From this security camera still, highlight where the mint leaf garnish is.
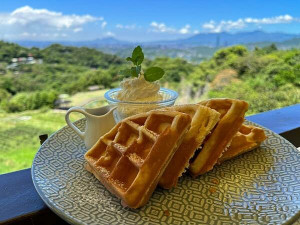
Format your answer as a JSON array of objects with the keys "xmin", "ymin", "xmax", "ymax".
[
  {"xmin": 119, "ymin": 46, "xmax": 165, "ymax": 82},
  {"xmin": 131, "ymin": 46, "xmax": 144, "ymax": 65},
  {"xmin": 144, "ymin": 67, "xmax": 165, "ymax": 82}
]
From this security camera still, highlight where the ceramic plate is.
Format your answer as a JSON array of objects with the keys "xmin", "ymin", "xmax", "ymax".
[{"xmin": 32, "ymin": 119, "xmax": 300, "ymax": 225}]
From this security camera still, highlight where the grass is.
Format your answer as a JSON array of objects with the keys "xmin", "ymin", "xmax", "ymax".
[
  {"xmin": 0, "ymin": 90, "xmax": 109, "ymax": 174},
  {"xmin": 67, "ymin": 89, "xmax": 108, "ymax": 106},
  {"xmin": 0, "ymin": 109, "xmax": 85, "ymax": 174}
]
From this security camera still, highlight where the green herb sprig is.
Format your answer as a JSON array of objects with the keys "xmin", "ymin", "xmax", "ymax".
[{"xmin": 119, "ymin": 46, "xmax": 165, "ymax": 82}]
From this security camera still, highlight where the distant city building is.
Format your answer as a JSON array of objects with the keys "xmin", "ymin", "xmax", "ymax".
[{"xmin": 7, "ymin": 53, "xmax": 43, "ymax": 70}]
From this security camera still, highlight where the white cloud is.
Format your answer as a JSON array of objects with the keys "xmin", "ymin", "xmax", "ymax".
[
  {"xmin": 150, "ymin": 22, "xmax": 192, "ymax": 34},
  {"xmin": 21, "ymin": 32, "xmax": 30, "ymax": 37},
  {"xmin": 116, "ymin": 24, "xmax": 136, "ymax": 30},
  {"xmin": 150, "ymin": 22, "xmax": 176, "ymax": 33},
  {"xmin": 0, "ymin": 6, "xmax": 102, "ymax": 28},
  {"xmin": 39, "ymin": 33, "xmax": 67, "ymax": 37},
  {"xmin": 20, "ymin": 32, "xmax": 68, "ymax": 38},
  {"xmin": 53, "ymin": 33, "xmax": 68, "ymax": 37},
  {"xmin": 244, "ymin": 15, "xmax": 293, "ymax": 24},
  {"xmin": 179, "ymin": 24, "xmax": 190, "ymax": 34},
  {"xmin": 20, "ymin": 32, "xmax": 37, "ymax": 37},
  {"xmin": 202, "ymin": 20, "xmax": 215, "ymax": 30},
  {"xmin": 0, "ymin": 5, "xmax": 103, "ymax": 40},
  {"xmin": 73, "ymin": 27, "xmax": 83, "ymax": 33},
  {"xmin": 193, "ymin": 30, "xmax": 200, "ymax": 34},
  {"xmin": 202, "ymin": 14, "xmax": 296, "ymax": 32},
  {"xmin": 202, "ymin": 19, "xmax": 245, "ymax": 32},
  {"xmin": 104, "ymin": 31, "xmax": 115, "ymax": 37},
  {"xmin": 101, "ymin": 21, "xmax": 107, "ymax": 28}
]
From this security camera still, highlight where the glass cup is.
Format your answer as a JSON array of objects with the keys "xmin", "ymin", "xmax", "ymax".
[{"xmin": 104, "ymin": 87, "xmax": 178, "ymax": 122}]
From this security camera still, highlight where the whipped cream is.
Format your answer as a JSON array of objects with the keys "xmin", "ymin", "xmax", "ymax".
[
  {"xmin": 115, "ymin": 74, "xmax": 163, "ymax": 120},
  {"xmin": 117, "ymin": 74, "xmax": 162, "ymax": 102}
]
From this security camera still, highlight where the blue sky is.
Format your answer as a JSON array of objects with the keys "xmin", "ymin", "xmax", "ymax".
[{"xmin": 1, "ymin": 0, "xmax": 300, "ymax": 42}]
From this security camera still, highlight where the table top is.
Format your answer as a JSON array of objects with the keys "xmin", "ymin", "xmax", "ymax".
[{"xmin": 1, "ymin": 104, "xmax": 300, "ymax": 225}]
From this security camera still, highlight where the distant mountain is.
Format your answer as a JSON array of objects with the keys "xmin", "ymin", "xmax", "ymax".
[
  {"xmin": 10, "ymin": 31, "xmax": 300, "ymax": 63},
  {"xmin": 155, "ymin": 31, "xmax": 299, "ymax": 47},
  {"xmin": 74, "ymin": 37, "xmax": 133, "ymax": 48},
  {"xmin": 277, "ymin": 37, "xmax": 300, "ymax": 48},
  {"xmin": 245, "ymin": 37, "xmax": 300, "ymax": 50},
  {"xmin": 16, "ymin": 37, "xmax": 133, "ymax": 49},
  {"xmin": 14, "ymin": 31, "xmax": 299, "ymax": 49}
]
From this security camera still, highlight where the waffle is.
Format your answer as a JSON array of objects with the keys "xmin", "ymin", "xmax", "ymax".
[
  {"xmin": 85, "ymin": 110, "xmax": 191, "ymax": 208},
  {"xmin": 158, "ymin": 104, "xmax": 220, "ymax": 189},
  {"xmin": 189, "ymin": 98, "xmax": 249, "ymax": 177},
  {"xmin": 218, "ymin": 124, "xmax": 267, "ymax": 163}
]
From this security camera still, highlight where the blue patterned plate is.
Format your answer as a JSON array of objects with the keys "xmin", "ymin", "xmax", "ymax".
[{"xmin": 32, "ymin": 120, "xmax": 300, "ymax": 225}]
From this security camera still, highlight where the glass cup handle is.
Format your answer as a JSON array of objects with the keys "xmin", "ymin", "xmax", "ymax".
[{"xmin": 65, "ymin": 106, "xmax": 88, "ymax": 140}]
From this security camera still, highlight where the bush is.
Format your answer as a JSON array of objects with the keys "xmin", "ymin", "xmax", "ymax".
[
  {"xmin": 273, "ymin": 69, "xmax": 296, "ymax": 87},
  {"xmin": 208, "ymin": 79, "xmax": 299, "ymax": 115},
  {"xmin": 213, "ymin": 45, "xmax": 248, "ymax": 66},
  {"xmin": 61, "ymin": 69, "xmax": 114, "ymax": 94},
  {"xmin": 0, "ymin": 89, "xmax": 11, "ymax": 102},
  {"xmin": 146, "ymin": 57, "xmax": 195, "ymax": 84},
  {"xmin": 2, "ymin": 91, "xmax": 58, "ymax": 112}
]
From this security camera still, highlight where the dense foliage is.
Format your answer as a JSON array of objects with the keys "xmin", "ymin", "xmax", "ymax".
[
  {"xmin": 1, "ymin": 90, "xmax": 58, "ymax": 112},
  {"xmin": 0, "ymin": 41, "xmax": 29, "ymax": 63},
  {"xmin": 0, "ymin": 41, "xmax": 127, "ymax": 112},
  {"xmin": 184, "ymin": 45, "xmax": 299, "ymax": 114},
  {"xmin": 0, "ymin": 41, "xmax": 299, "ymax": 114}
]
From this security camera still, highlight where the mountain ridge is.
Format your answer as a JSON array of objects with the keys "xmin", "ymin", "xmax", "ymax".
[{"xmin": 13, "ymin": 30, "xmax": 300, "ymax": 49}]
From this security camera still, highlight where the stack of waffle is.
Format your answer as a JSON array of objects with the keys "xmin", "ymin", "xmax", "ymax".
[{"xmin": 85, "ymin": 98, "xmax": 267, "ymax": 208}]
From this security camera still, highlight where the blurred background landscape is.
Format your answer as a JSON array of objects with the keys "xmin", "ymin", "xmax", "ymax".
[{"xmin": 0, "ymin": 1, "xmax": 299, "ymax": 174}]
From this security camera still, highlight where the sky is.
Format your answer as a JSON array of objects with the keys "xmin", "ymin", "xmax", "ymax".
[{"xmin": 1, "ymin": 0, "xmax": 300, "ymax": 42}]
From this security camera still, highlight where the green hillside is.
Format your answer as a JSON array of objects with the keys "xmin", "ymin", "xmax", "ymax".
[
  {"xmin": 0, "ymin": 41, "xmax": 299, "ymax": 174},
  {"xmin": 1, "ymin": 41, "xmax": 299, "ymax": 114}
]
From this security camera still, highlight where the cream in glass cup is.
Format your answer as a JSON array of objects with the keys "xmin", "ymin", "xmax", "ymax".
[{"xmin": 104, "ymin": 87, "xmax": 178, "ymax": 122}]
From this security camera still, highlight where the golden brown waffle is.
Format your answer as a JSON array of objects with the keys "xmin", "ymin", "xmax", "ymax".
[
  {"xmin": 85, "ymin": 110, "xmax": 191, "ymax": 208},
  {"xmin": 158, "ymin": 104, "xmax": 220, "ymax": 189},
  {"xmin": 218, "ymin": 124, "xmax": 267, "ymax": 163},
  {"xmin": 189, "ymin": 98, "xmax": 248, "ymax": 177}
]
